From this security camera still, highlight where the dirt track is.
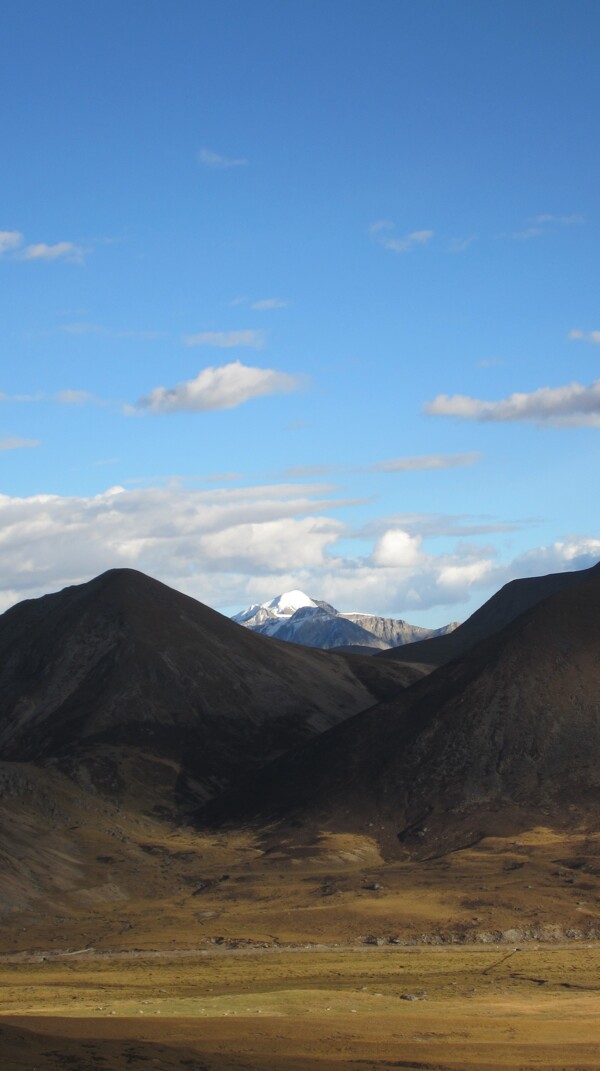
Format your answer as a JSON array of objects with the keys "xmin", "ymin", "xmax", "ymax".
[{"xmin": 3, "ymin": 937, "xmax": 600, "ymax": 964}]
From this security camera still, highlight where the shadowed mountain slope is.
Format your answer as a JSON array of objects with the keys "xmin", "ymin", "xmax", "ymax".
[
  {"xmin": 0, "ymin": 569, "xmax": 420, "ymax": 802},
  {"xmin": 379, "ymin": 561, "xmax": 600, "ymax": 668},
  {"xmin": 202, "ymin": 565, "xmax": 600, "ymax": 853}
]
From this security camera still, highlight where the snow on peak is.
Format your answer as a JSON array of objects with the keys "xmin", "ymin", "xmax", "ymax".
[{"xmin": 264, "ymin": 590, "xmax": 317, "ymax": 617}]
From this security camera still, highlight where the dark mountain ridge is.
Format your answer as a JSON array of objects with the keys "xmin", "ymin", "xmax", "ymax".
[
  {"xmin": 202, "ymin": 563, "xmax": 600, "ymax": 852},
  {"xmin": 379, "ymin": 561, "xmax": 600, "ymax": 667},
  {"xmin": 0, "ymin": 568, "xmax": 420, "ymax": 803}
]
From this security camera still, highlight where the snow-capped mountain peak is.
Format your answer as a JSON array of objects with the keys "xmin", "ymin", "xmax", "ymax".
[
  {"xmin": 232, "ymin": 591, "xmax": 459, "ymax": 652},
  {"xmin": 231, "ymin": 590, "xmax": 320, "ymax": 636},
  {"xmin": 263, "ymin": 590, "xmax": 317, "ymax": 617}
]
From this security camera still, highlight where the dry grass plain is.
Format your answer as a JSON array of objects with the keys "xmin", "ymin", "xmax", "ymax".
[
  {"xmin": 2, "ymin": 820, "xmax": 600, "ymax": 1069},
  {"xmin": 2, "ymin": 945, "xmax": 600, "ymax": 1070}
]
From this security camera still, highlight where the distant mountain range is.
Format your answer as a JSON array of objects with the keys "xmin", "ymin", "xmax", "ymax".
[{"xmin": 232, "ymin": 589, "xmax": 459, "ymax": 652}]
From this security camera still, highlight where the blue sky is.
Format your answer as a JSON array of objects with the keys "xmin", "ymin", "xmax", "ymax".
[{"xmin": 1, "ymin": 0, "xmax": 599, "ymax": 622}]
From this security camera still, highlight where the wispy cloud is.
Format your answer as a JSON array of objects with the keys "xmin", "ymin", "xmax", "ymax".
[
  {"xmin": 357, "ymin": 511, "xmax": 529, "ymax": 540},
  {"xmin": 370, "ymin": 220, "xmax": 434, "ymax": 254},
  {"xmin": 568, "ymin": 328, "xmax": 600, "ymax": 344},
  {"xmin": 230, "ymin": 297, "xmax": 288, "ymax": 311},
  {"xmin": 277, "ymin": 454, "xmax": 482, "ymax": 478},
  {"xmin": 448, "ymin": 235, "xmax": 477, "ymax": 253},
  {"xmin": 184, "ymin": 329, "xmax": 266, "ymax": 349},
  {"xmin": 250, "ymin": 298, "xmax": 288, "ymax": 311},
  {"xmin": 7, "ymin": 392, "xmax": 45, "ymax": 402},
  {"xmin": 137, "ymin": 360, "xmax": 303, "ymax": 414},
  {"xmin": 0, "ymin": 435, "xmax": 40, "ymax": 450},
  {"xmin": 55, "ymin": 390, "xmax": 93, "ymax": 406},
  {"xmin": 508, "ymin": 226, "xmax": 544, "ymax": 241},
  {"xmin": 425, "ymin": 379, "xmax": 600, "ymax": 427},
  {"xmin": 3, "ymin": 387, "xmax": 129, "ymax": 411},
  {"xmin": 280, "ymin": 464, "xmax": 336, "ymax": 479},
  {"xmin": 0, "ymin": 230, "xmax": 23, "ymax": 255},
  {"xmin": 529, "ymin": 213, "xmax": 584, "ymax": 226},
  {"xmin": 20, "ymin": 241, "xmax": 86, "ymax": 263},
  {"xmin": 476, "ymin": 357, "xmax": 506, "ymax": 368},
  {"xmin": 198, "ymin": 147, "xmax": 248, "ymax": 169},
  {"xmin": 59, "ymin": 322, "xmax": 164, "ymax": 340},
  {"xmin": 370, "ymin": 451, "xmax": 482, "ymax": 473},
  {"xmin": 1, "ymin": 230, "xmax": 88, "ymax": 263},
  {"xmin": 1, "ymin": 389, "xmax": 99, "ymax": 407},
  {"xmin": 503, "ymin": 213, "xmax": 584, "ymax": 241}
]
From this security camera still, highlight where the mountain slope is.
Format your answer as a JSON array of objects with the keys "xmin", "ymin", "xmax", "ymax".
[
  {"xmin": 0, "ymin": 569, "xmax": 419, "ymax": 804},
  {"xmin": 343, "ymin": 612, "xmax": 458, "ymax": 647},
  {"xmin": 264, "ymin": 605, "xmax": 389, "ymax": 650},
  {"xmin": 203, "ymin": 564, "xmax": 600, "ymax": 852},
  {"xmin": 379, "ymin": 562, "xmax": 600, "ymax": 667}
]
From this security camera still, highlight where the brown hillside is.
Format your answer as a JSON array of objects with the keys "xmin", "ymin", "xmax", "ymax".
[
  {"xmin": 0, "ymin": 569, "xmax": 417, "ymax": 805},
  {"xmin": 203, "ymin": 565, "xmax": 600, "ymax": 853}
]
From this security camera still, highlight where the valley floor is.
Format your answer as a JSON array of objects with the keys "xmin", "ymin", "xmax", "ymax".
[
  {"xmin": 2, "ymin": 945, "xmax": 600, "ymax": 1070},
  {"xmin": 3, "ymin": 821, "xmax": 600, "ymax": 1068}
]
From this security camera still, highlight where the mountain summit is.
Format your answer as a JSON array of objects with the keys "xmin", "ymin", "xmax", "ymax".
[
  {"xmin": 0, "ymin": 568, "xmax": 419, "ymax": 807},
  {"xmin": 233, "ymin": 590, "xmax": 457, "ymax": 651}
]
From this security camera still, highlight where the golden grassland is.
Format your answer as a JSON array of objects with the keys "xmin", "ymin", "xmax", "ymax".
[
  {"xmin": 3, "ymin": 820, "xmax": 600, "ymax": 952},
  {"xmin": 2, "ymin": 945, "xmax": 600, "ymax": 1070},
  {"xmin": 2, "ymin": 821, "xmax": 600, "ymax": 1068}
]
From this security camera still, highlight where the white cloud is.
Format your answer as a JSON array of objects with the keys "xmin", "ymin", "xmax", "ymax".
[
  {"xmin": 250, "ymin": 298, "xmax": 288, "ymax": 311},
  {"xmin": 371, "ymin": 452, "xmax": 482, "ymax": 473},
  {"xmin": 0, "ymin": 231, "xmax": 87, "ymax": 262},
  {"xmin": 448, "ymin": 235, "xmax": 477, "ymax": 253},
  {"xmin": 436, "ymin": 559, "xmax": 492, "ymax": 591},
  {"xmin": 0, "ymin": 483, "xmax": 346, "ymax": 611},
  {"xmin": 7, "ymin": 392, "xmax": 45, "ymax": 402},
  {"xmin": 529, "ymin": 214, "xmax": 584, "ymax": 226},
  {"xmin": 369, "ymin": 220, "xmax": 433, "ymax": 254},
  {"xmin": 504, "ymin": 214, "xmax": 584, "ymax": 241},
  {"xmin": 137, "ymin": 360, "xmax": 303, "ymax": 413},
  {"xmin": 199, "ymin": 517, "xmax": 342, "ymax": 571},
  {"xmin": 372, "ymin": 530, "xmax": 423, "ymax": 568},
  {"xmin": 0, "ymin": 484, "xmax": 597, "ymax": 621},
  {"xmin": 357, "ymin": 512, "xmax": 526, "ymax": 540},
  {"xmin": 508, "ymin": 227, "xmax": 544, "ymax": 241},
  {"xmin": 20, "ymin": 241, "xmax": 85, "ymax": 263},
  {"xmin": 280, "ymin": 464, "xmax": 335, "ymax": 479},
  {"xmin": 0, "ymin": 436, "xmax": 40, "ymax": 450},
  {"xmin": 198, "ymin": 147, "xmax": 248, "ymax": 168},
  {"xmin": 0, "ymin": 231, "xmax": 23, "ymax": 254},
  {"xmin": 183, "ymin": 329, "xmax": 266, "ymax": 349},
  {"xmin": 0, "ymin": 389, "xmax": 105, "ymax": 407},
  {"xmin": 425, "ymin": 379, "xmax": 600, "ymax": 427},
  {"xmin": 55, "ymin": 390, "xmax": 93, "ymax": 405},
  {"xmin": 499, "ymin": 536, "xmax": 600, "ymax": 576},
  {"xmin": 568, "ymin": 329, "xmax": 600, "ymax": 344},
  {"xmin": 59, "ymin": 322, "xmax": 164, "ymax": 340}
]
